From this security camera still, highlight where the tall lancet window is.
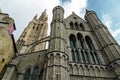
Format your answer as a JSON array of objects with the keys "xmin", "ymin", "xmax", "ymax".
[
  {"xmin": 70, "ymin": 21, "xmax": 74, "ymax": 29},
  {"xmin": 85, "ymin": 36, "xmax": 95, "ymax": 50},
  {"xmin": 69, "ymin": 34, "xmax": 77, "ymax": 62},
  {"xmin": 71, "ymin": 50, "xmax": 76, "ymax": 62},
  {"xmin": 69, "ymin": 34, "xmax": 76, "ymax": 48},
  {"xmin": 23, "ymin": 68, "xmax": 31, "ymax": 80},
  {"xmin": 74, "ymin": 21, "xmax": 79, "ymax": 30},
  {"xmin": 31, "ymin": 66, "xmax": 39, "ymax": 80},
  {"xmin": 39, "ymin": 68, "xmax": 44, "ymax": 80},
  {"xmin": 77, "ymin": 33, "xmax": 84, "ymax": 49},
  {"xmin": 85, "ymin": 36, "xmax": 100, "ymax": 64}
]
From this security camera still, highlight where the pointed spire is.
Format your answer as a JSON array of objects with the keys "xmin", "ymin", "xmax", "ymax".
[
  {"xmin": 33, "ymin": 14, "xmax": 38, "ymax": 20},
  {"xmin": 39, "ymin": 9, "xmax": 48, "ymax": 21}
]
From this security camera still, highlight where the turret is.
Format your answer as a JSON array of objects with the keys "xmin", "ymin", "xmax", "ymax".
[
  {"xmin": 49, "ymin": 5, "xmax": 66, "ymax": 52},
  {"xmin": 85, "ymin": 9, "xmax": 120, "ymax": 79},
  {"xmin": 45, "ymin": 6, "xmax": 68, "ymax": 80},
  {"xmin": 52, "ymin": 6, "xmax": 64, "ymax": 20},
  {"xmin": 85, "ymin": 10, "xmax": 102, "ymax": 28}
]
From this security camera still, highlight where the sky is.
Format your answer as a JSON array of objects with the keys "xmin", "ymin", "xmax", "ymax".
[{"xmin": 0, "ymin": 0, "xmax": 120, "ymax": 44}]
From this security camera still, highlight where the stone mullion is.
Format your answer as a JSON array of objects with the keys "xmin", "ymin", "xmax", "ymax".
[
  {"xmin": 83, "ymin": 50, "xmax": 88, "ymax": 63},
  {"xmin": 87, "ymin": 50, "xmax": 94, "ymax": 64},
  {"xmin": 78, "ymin": 49, "xmax": 83, "ymax": 63},
  {"xmin": 92, "ymin": 51, "xmax": 98, "ymax": 64}
]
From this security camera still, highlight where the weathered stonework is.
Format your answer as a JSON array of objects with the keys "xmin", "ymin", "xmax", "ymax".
[
  {"xmin": 0, "ymin": 11, "xmax": 16, "ymax": 79},
  {"xmin": 2, "ymin": 6, "xmax": 120, "ymax": 80}
]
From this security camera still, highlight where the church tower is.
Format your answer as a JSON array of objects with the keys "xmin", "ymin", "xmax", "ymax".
[
  {"xmin": 45, "ymin": 6, "xmax": 68, "ymax": 80},
  {"xmin": 85, "ymin": 10, "xmax": 120, "ymax": 79},
  {"xmin": 16, "ymin": 10, "xmax": 48, "ymax": 53},
  {"xmin": 2, "ymin": 6, "xmax": 120, "ymax": 80}
]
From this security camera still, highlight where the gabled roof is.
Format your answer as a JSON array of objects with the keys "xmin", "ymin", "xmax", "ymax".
[{"xmin": 64, "ymin": 12, "xmax": 86, "ymax": 22}]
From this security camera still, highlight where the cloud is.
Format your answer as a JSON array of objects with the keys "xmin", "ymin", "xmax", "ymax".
[
  {"xmin": 102, "ymin": 14, "xmax": 112, "ymax": 29},
  {"xmin": 62, "ymin": 0, "xmax": 87, "ymax": 18},
  {"xmin": 102, "ymin": 13, "xmax": 120, "ymax": 44},
  {"xmin": 0, "ymin": 0, "xmax": 87, "ymax": 41}
]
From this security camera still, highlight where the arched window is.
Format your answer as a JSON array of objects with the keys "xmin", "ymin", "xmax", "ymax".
[
  {"xmin": 39, "ymin": 68, "xmax": 44, "ymax": 80},
  {"xmin": 77, "ymin": 33, "xmax": 84, "ymax": 49},
  {"xmin": 85, "ymin": 36, "xmax": 100, "ymax": 64},
  {"xmin": 85, "ymin": 36, "xmax": 95, "ymax": 50},
  {"xmin": 23, "ymin": 68, "xmax": 31, "ymax": 80},
  {"xmin": 74, "ymin": 22, "xmax": 79, "ymax": 30},
  {"xmin": 71, "ymin": 50, "xmax": 76, "ymax": 62},
  {"xmin": 69, "ymin": 34, "xmax": 76, "ymax": 48},
  {"xmin": 31, "ymin": 66, "xmax": 39, "ymax": 80},
  {"xmin": 79, "ymin": 23, "xmax": 84, "ymax": 30},
  {"xmin": 70, "ymin": 21, "xmax": 74, "ymax": 29}
]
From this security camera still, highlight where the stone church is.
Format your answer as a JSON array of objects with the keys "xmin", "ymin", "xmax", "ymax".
[{"xmin": 2, "ymin": 6, "xmax": 120, "ymax": 80}]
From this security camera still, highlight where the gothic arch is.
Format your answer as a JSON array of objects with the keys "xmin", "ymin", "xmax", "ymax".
[
  {"xmin": 74, "ymin": 21, "xmax": 79, "ymax": 30},
  {"xmin": 70, "ymin": 21, "xmax": 74, "ymax": 29},
  {"xmin": 38, "ymin": 68, "xmax": 44, "ymax": 80},
  {"xmin": 77, "ymin": 33, "xmax": 84, "ymax": 49},
  {"xmin": 69, "ymin": 34, "xmax": 77, "ymax": 48},
  {"xmin": 79, "ymin": 23, "xmax": 84, "ymax": 30},
  {"xmin": 85, "ymin": 36, "xmax": 95, "ymax": 50},
  {"xmin": 23, "ymin": 68, "xmax": 31, "ymax": 80},
  {"xmin": 31, "ymin": 66, "xmax": 39, "ymax": 80}
]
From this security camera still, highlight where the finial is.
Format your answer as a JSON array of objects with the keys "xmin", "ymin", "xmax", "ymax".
[
  {"xmin": 33, "ymin": 14, "xmax": 38, "ymax": 20},
  {"xmin": 39, "ymin": 9, "xmax": 47, "ymax": 21},
  {"xmin": 72, "ymin": 12, "xmax": 75, "ymax": 14}
]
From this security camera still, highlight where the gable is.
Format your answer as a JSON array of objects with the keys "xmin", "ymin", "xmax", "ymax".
[{"xmin": 64, "ymin": 12, "xmax": 90, "ymax": 31}]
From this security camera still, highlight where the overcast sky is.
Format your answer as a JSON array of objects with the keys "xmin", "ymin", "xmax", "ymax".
[{"xmin": 0, "ymin": 0, "xmax": 120, "ymax": 44}]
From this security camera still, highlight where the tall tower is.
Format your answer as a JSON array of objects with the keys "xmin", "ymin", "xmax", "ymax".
[
  {"xmin": 45, "ymin": 6, "xmax": 68, "ymax": 80},
  {"xmin": 0, "ymin": 10, "xmax": 16, "ymax": 78},
  {"xmin": 16, "ymin": 10, "xmax": 48, "ymax": 53},
  {"xmin": 85, "ymin": 10, "xmax": 120, "ymax": 79}
]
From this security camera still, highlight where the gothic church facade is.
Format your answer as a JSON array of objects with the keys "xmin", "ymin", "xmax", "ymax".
[{"xmin": 2, "ymin": 6, "xmax": 120, "ymax": 80}]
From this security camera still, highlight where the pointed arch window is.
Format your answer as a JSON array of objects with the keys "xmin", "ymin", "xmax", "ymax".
[
  {"xmin": 69, "ymin": 34, "xmax": 76, "ymax": 48},
  {"xmin": 70, "ymin": 21, "xmax": 74, "ymax": 29},
  {"xmin": 85, "ymin": 36, "xmax": 100, "ymax": 64},
  {"xmin": 74, "ymin": 22, "xmax": 79, "ymax": 30},
  {"xmin": 79, "ymin": 23, "xmax": 84, "ymax": 30},
  {"xmin": 39, "ymin": 68, "xmax": 44, "ymax": 80},
  {"xmin": 85, "ymin": 36, "xmax": 95, "ymax": 50},
  {"xmin": 77, "ymin": 33, "xmax": 84, "ymax": 49},
  {"xmin": 23, "ymin": 68, "xmax": 31, "ymax": 80},
  {"xmin": 31, "ymin": 66, "xmax": 39, "ymax": 80}
]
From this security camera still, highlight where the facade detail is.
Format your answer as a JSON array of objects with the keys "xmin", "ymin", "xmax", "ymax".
[
  {"xmin": 16, "ymin": 9, "xmax": 48, "ymax": 53},
  {"xmin": 2, "ymin": 6, "xmax": 120, "ymax": 80}
]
